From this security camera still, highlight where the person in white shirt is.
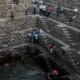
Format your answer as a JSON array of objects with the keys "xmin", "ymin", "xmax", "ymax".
[
  {"xmin": 39, "ymin": 4, "xmax": 43, "ymax": 15},
  {"xmin": 28, "ymin": 32, "xmax": 32, "ymax": 42}
]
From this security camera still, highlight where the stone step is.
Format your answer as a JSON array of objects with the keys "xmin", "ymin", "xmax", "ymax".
[
  {"xmin": 67, "ymin": 36, "xmax": 72, "ymax": 39},
  {"xmin": 69, "ymin": 39, "xmax": 74, "ymax": 42},
  {"xmin": 46, "ymin": 30, "xmax": 50, "ymax": 32},
  {"xmin": 63, "ymin": 31, "xmax": 69, "ymax": 34},
  {"xmin": 45, "ymin": 27, "xmax": 49, "ymax": 30},
  {"xmin": 43, "ymin": 39, "xmax": 48, "ymax": 42},
  {"xmin": 65, "ymin": 33, "xmax": 70, "ymax": 36},
  {"xmin": 70, "ymin": 43, "xmax": 77, "ymax": 46},
  {"xmin": 61, "ymin": 28, "xmax": 67, "ymax": 31}
]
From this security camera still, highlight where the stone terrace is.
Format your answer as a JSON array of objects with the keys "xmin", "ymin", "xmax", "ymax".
[
  {"xmin": 0, "ymin": 0, "xmax": 32, "ymax": 18},
  {"xmin": 0, "ymin": 15, "xmax": 37, "ymax": 54}
]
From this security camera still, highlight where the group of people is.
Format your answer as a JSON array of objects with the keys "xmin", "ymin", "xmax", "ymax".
[
  {"xmin": 28, "ymin": 30, "xmax": 39, "ymax": 44},
  {"xmin": 33, "ymin": 1, "xmax": 52, "ymax": 17},
  {"xmin": 3, "ymin": 51, "xmax": 29, "ymax": 68},
  {"xmin": 56, "ymin": 5, "xmax": 77, "ymax": 24},
  {"xmin": 45, "ymin": 42, "xmax": 57, "ymax": 56},
  {"xmin": 12, "ymin": 0, "xmax": 20, "ymax": 4},
  {"xmin": 56, "ymin": 5, "xmax": 64, "ymax": 17}
]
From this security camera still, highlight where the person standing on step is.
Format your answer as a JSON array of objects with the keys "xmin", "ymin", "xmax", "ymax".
[
  {"xmin": 10, "ymin": 12, "xmax": 14, "ymax": 22},
  {"xmin": 42, "ymin": 3, "xmax": 47, "ymax": 16},
  {"xmin": 48, "ymin": 69, "xmax": 58, "ymax": 79},
  {"xmin": 28, "ymin": 31, "xmax": 32, "ymax": 43},
  {"xmin": 47, "ymin": 5, "xmax": 52, "ymax": 17},
  {"xmin": 34, "ymin": 32, "xmax": 39, "ymax": 44},
  {"xmin": 49, "ymin": 45, "xmax": 53, "ymax": 54},
  {"xmin": 9, "ymin": 51, "xmax": 15, "ymax": 64},
  {"xmin": 25, "ymin": 5, "xmax": 28, "ymax": 16},
  {"xmin": 39, "ymin": 3, "xmax": 43, "ymax": 15},
  {"xmin": 69, "ymin": 13, "xmax": 76, "ymax": 24},
  {"xmin": 45, "ymin": 42, "xmax": 50, "ymax": 53},
  {"xmin": 33, "ymin": 2, "xmax": 38, "ymax": 15},
  {"xmin": 33, "ymin": 30, "xmax": 36, "ymax": 43},
  {"xmin": 52, "ymin": 45, "xmax": 57, "ymax": 57},
  {"xmin": 56, "ymin": 5, "xmax": 60, "ymax": 17}
]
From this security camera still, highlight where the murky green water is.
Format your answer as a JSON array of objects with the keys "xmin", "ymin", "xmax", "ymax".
[{"xmin": 0, "ymin": 59, "xmax": 46, "ymax": 80}]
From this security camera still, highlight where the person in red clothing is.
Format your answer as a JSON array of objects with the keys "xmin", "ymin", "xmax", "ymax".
[
  {"xmin": 52, "ymin": 70, "xmax": 58, "ymax": 76},
  {"xmin": 69, "ymin": 17, "xmax": 72, "ymax": 24},
  {"xmin": 69, "ymin": 13, "xmax": 76, "ymax": 24},
  {"xmin": 48, "ymin": 69, "xmax": 59, "ymax": 80},
  {"xmin": 47, "ymin": 5, "xmax": 52, "ymax": 17}
]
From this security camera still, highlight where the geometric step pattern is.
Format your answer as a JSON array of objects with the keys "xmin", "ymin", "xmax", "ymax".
[{"xmin": 58, "ymin": 24, "xmax": 77, "ymax": 47}]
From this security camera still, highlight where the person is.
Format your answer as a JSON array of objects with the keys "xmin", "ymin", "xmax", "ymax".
[
  {"xmin": 9, "ymin": 51, "xmax": 15, "ymax": 64},
  {"xmin": 72, "ymin": 13, "xmax": 76, "ymax": 19},
  {"xmin": 49, "ymin": 45, "xmax": 53, "ymax": 54},
  {"xmin": 52, "ymin": 46, "xmax": 57, "ymax": 57},
  {"xmin": 60, "ymin": 6, "xmax": 64, "ymax": 14},
  {"xmin": 69, "ymin": 17, "xmax": 72, "ymax": 24},
  {"xmin": 33, "ymin": 2, "xmax": 38, "ymax": 15},
  {"xmin": 39, "ymin": 4, "xmax": 43, "ymax": 15},
  {"xmin": 47, "ymin": 5, "xmax": 52, "ymax": 17},
  {"xmin": 25, "ymin": 6, "xmax": 28, "ymax": 16},
  {"xmin": 60, "ymin": 6, "xmax": 64, "ymax": 18},
  {"xmin": 33, "ymin": 30, "xmax": 36, "ymax": 43},
  {"xmin": 13, "ymin": 0, "xmax": 20, "ymax": 5},
  {"xmin": 10, "ymin": 12, "xmax": 14, "ymax": 22},
  {"xmin": 56, "ymin": 5, "xmax": 60, "ymax": 17},
  {"xmin": 52, "ymin": 70, "xmax": 58, "ymax": 76},
  {"xmin": 69, "ymin": 13, "xmax": 76, "ymax": 24},
  {"xmin": 48, "ymin": 69, "xmax": 58, "ymax": 80},
  {"xmin": 34, "ymin": 32, "xmax": 39, "ymax": 44},
  {"xmin": 45, "ymin": 42, "xmax": 50, "ymax": 53},
  {"xmin": 28, "ymin": 31, "xmax": 32, "ymax": 43},
  {"xmin": 42, "ymin": 3, "xmax": 47, "ymax": 16},
  {"xmin": 4, "ymin": 63, "xmax": 9, "ymax": 68}
]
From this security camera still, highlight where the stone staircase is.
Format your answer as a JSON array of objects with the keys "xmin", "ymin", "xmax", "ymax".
[
  {"xmin": 44, "ymin": 1, "xmax": 80, "ymax": 30},
  {"xmin": 37, "ymin": 15, "xmax": 80, "ymax": 74},
  {"xmin": 51, "ymin": 5, "xmax": 80, "ymax": 29},
  {"xmin": 57, "ymin": 24, "xmax": 78, "ymax": 47},
  {"xmin": 0, "ymin": 15, "xmax": 37, "ymax": 53},
  {"xmin": 0, "ymin": 0, "xmax": 33, "ymax": 18}
]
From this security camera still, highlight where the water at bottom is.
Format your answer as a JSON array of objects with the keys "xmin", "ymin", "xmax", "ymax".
[{"xmin": 0, "ymin": 59, "xmax": 46, "ymax": 80}]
